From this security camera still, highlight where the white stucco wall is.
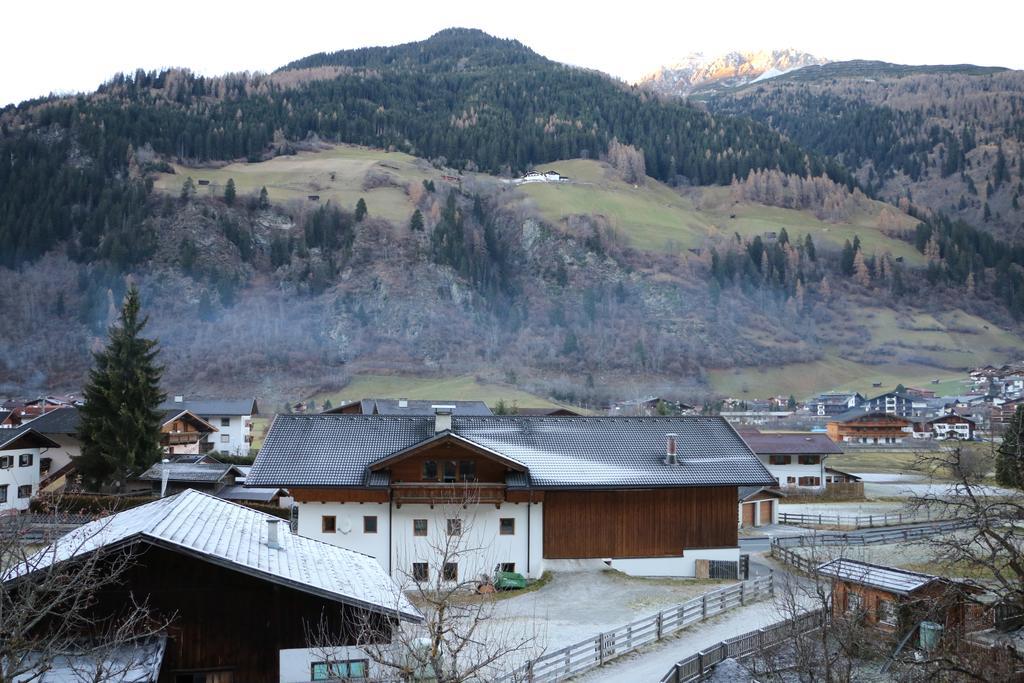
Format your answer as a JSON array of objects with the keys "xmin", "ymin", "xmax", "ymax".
[
  {"xmin": 199, "ymin": 413, "xmax": 252, "ymax": 455},
  {"xmin": 0, "ymin": 446, "xmax": 40, "ymax": 512},
  {"xmin": 607, "ymin": 547, "xmax": 740, "ymax": 577},
  {"xmin": 296, "ymin": 501, "xmax": 391, "ymax": 568},
  {"xmin": 757, "ymin": 454, "xmax": 826, "ymax": 488},
  {"xmin": 279, "ymin": 646, "xmax": 382, "ymax": 683},
  {"xmin": 296, "ymin": 500, "xmax": 543, "ymax": 580}
]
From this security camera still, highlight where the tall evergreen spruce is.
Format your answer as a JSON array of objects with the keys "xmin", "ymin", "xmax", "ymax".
[
  {"xmin": 996, "ymin": 406, "xmax": 1024, "ymax": 489},
  {"xmin": 77, "ymin": 286, "xmax": 166, "ymax": 491}
]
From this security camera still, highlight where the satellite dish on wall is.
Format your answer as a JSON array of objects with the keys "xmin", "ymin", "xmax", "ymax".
[{"xmin": 339, "ymin": 517, "xmax": 353, "ymax": 534}]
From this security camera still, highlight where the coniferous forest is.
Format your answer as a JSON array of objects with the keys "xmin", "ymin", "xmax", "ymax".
[{"xmin": 2, "ymin": 28, "xmax": 1024, "ymax": 397}]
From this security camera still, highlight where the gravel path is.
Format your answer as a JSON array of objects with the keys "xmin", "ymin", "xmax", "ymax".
[{"xmin": 478, "ymin": 570, "xmax": 732, "ymax": 664}]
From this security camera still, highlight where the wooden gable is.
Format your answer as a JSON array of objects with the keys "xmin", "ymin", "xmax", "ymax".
[{"xmin": 370, "ymin": 433, "xmax": 526, "ymax": 485}]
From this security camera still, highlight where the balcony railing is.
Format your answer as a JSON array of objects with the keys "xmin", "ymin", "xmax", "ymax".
[{"xmin": 390, "ymin": 482, "xmax": 506, "ymax": 506}]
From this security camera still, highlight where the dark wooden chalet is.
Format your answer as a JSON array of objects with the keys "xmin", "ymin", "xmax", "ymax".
[{"xmin": 3, "ymin": 490, "xmax": 419, "ymax": 683}]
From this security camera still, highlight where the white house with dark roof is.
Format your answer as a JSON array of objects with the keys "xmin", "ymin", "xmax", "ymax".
[
  {"xmin": 247, "ymin": 409, "xmax": 776, "ymax": 580},
  {"xmin": 0, "ymin": 428, "xmax": 60, "ymax": 513},
  {"xmin": 739, "ymin": 430, "xmax": 843, "ymax": 490},
  {"xmin": 161, "ymin": 397, "xmax": 258, "ymax": 456}
]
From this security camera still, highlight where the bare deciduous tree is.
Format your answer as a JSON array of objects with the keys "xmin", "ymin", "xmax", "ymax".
[{"xmin": 0, "ymin": 510, "xmax": 170, "ymax": 683}]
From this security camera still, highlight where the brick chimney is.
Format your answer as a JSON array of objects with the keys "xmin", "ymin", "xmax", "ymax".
[{"xmin": 432, "ymin": 405, "xmax": 455, "ymax": 433}]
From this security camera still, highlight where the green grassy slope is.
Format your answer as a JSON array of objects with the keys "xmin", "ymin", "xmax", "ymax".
[
  {"xmin": 523, "ymin": 160, "xmax": 923, "ymax": 262},
  {"xmin": 153, "ymin": 145, "xmax": 442, "ymax": 226},
  {"xmin": 709, "ymin": 307, "xmax": 1019, "ymax": 398},
  {"xmin": 311, "ymin": 374, "xmax": 574, "ymax": 411}
]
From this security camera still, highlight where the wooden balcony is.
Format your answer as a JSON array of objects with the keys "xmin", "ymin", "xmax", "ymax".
[
  {"xmin": 390, "ymin": 482, "xmax": 507, "ymax": 507},
  {"xmin": 162, "ymin": 432, "xmax": 205, "ymax": 446}
]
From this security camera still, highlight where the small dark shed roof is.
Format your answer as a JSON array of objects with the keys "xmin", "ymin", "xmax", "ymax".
[{"xmin": 818, "ymin": 558, "xmax": 941, "ymax": 596}]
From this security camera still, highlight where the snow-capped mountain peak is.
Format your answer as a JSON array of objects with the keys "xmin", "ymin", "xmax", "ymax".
[{"xmin": 639, "ymin": 49, "xmax": 828, "ymax": 96}]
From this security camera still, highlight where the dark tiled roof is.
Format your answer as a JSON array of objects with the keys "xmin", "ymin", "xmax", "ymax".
[
  {"xmin": 742, "ymin": 433, "xmax": 842, "ymax": 455},
  {"xmin": 248, "ymin": 415, "xmax": 776, "ymax": 489},
  {"xmin": 0, "ymin": 428, "xmax": 62, "ymax": 450},
  {"xmin": 15, "ymin": 407, "xmax": 80, "ymax": 434},
  {"xmin": 160, "ymin": 399, "xmax": 257, "ymax": 416},
  {"xmin": 324, "ymin": 399, "xmax": 493, "ymax": 416}
]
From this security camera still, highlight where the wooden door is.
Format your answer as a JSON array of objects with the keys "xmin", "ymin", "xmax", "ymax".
[
  {"xmin": 741, "ymin": 502, "xmax": 755, "ymax": 527},
  {"xmin": 759, "ymin": 500, "xmax": 773, "ymax": 526}
]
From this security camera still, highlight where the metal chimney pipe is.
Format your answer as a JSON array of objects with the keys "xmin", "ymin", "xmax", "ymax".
[
  {"xmin": 160, "ymin": 458, "xmax": 171, "ymax": 497},
  {"xmin": 267, "ymin": 518, "xmax": 282, "ymax": 550},
  {"xmin": 664, "ymin": 434, "xmax": 678, "ymax": 465}
]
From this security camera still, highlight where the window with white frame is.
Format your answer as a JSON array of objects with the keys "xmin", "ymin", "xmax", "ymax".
[
  {"xmin": 220, "ymin": 417, "xmax": 231, "ymax": 427},
  {"xmin": 19, "ymin": 453, "xmax": 33, "ymax": 467},
  {"xmin": 17, "ymin": 485, "xmax": 32, "ymax": 499},
  {"xmin": 311, "ymin": 659, "xmax": 368, "ymax": 680},
  {"xmin": 0, "ymin": 484, "xmax": 7, "ymax": 504}
]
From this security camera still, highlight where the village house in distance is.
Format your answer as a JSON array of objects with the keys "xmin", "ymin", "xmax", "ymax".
[
  {"xmin": 159, "ymin": 396, "xmax": 258, "ymax": 456},
  {"xmin": 247, "ymin": 408, "xmax": 776, "ymax": 580}
]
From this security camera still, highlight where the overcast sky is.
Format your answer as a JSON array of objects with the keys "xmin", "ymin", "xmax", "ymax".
[{"xmin": 4, "ymin": 0, "xmax": 1022, "ymax": 106}]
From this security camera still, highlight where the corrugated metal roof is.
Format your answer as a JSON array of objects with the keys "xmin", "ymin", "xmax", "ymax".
[
  {"xmin": 248, "ymin": 415, "xmax": 777, "ymax": 489},
  {"xmin": 216, "ymin": 485, "xmax": 284, "ymax": 503},
  {"xmin": 742, "ymin": 433, "xmax": 843, "ymax": 455},
  {"xmin": 137, "ymin": 463, "xmax": 238, "ymax": 483},
  {"xmin": 3, "ymin": 490, "xmax": 419, "ymax": 621},
  {"xmin": 15, "ymin": 635, "xmax": 166, "ymax": 682},
  {"xmin": 817, "ymin": 558, "xmax": 939, "ymax": 596}
]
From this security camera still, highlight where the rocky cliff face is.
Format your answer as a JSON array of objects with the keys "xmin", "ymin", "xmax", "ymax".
[{"xmin": 639, "ymin": 49, "xmax": 827, "ymax": 96}]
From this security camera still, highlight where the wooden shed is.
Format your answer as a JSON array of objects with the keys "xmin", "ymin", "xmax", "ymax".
[{"xmin": 818, "ymin": 558, "xmax": 982, "ymax": 637}]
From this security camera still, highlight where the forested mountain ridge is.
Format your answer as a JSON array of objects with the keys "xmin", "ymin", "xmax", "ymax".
[
  {"xmin": 0, "ymin": 28, "xmax": 850, "ymax": 269},
  {"xmin": 702, "ymin": 61, "xmax": 1024, "ymax": 241},
  {"xmin": 2, "ymin": 30, "xmax": 1024, "ymax": 403}
]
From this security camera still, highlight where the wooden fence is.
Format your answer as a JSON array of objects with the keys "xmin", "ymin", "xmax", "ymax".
[
  {"xmin": 777, "ymin": 510, "xmax": 926, "ymax": 529},
  {"xmin": 495, "ymin": 574, "xmax": 774, "ymax": 683},
  {"xmin": 658, "ymin": 608, "xmax": 827, "ymax": 683},
  {"xmin": 770, "ymin": 518, "xmax": 979, "ymax": 572}
]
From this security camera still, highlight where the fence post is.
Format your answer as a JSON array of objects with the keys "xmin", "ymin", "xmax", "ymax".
[
  {"xmin": 740, "ymin": 581, "xmax": 746, "ymax": 605},
  {"xmin": 598, "ymin": 631, "xmax": 605, "ymax": 664},
  {"xmin": 702, "ymin": 593, "xmax": 708, "ymax": 619},
  {"xmin": 657, "ymin": 610, "xmax": 664, "ymax": 640}
]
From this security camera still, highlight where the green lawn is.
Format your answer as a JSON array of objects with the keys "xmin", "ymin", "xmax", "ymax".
[
  {"xmin": 310, "ymin": 374, "xmax": 579, "ymax": 412},
  {"xmin": 829, "ymin": 450, "xmax": 926, "ymax": 475}
]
